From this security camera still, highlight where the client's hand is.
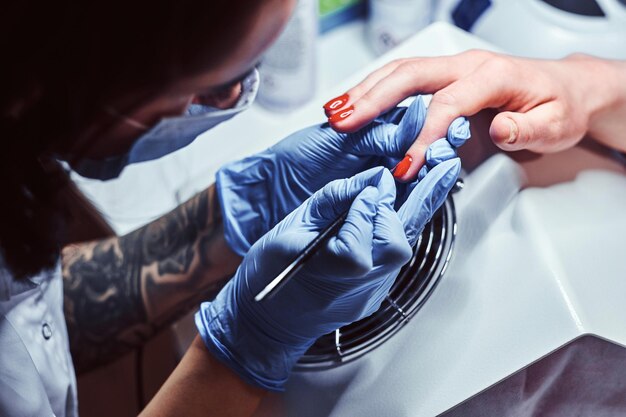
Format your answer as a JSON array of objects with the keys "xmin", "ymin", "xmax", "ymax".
[{"xmin": 324, "ymin": 51, "xmax": 626, "ymax": 180}]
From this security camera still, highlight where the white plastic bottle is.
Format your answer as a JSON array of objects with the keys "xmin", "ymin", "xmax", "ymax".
[
  {"xmin": 257, "ymin": 0, "xmax": 318, "ymax": 111},
  {"xmin": 367, "ymin": 0, "xmax": 434, "ymax": 55}
]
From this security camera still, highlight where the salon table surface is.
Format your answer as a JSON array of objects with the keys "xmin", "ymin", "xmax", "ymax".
[{"xmin": 72, "ymin": 21, "xmax": 500, "ymax": 236}]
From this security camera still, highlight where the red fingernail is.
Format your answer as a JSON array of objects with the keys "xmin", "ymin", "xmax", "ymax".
[
  {"xmin": 323, "ymin": 93, "xmax": 349, "ymax": 112},
  {"xmin": 328, "ymin": 105, "xmax": 354, "ymax": 123},
  {"xmin": 392, "ymin": 156, "xmax": 413, "ymax": 179}
]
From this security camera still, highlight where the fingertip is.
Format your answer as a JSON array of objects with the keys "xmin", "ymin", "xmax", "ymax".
[
  {"xmin": 490, "ymin": 113, "xmax": 521, "ymax": 150},
  {"xmin": 323, "ymin": 93, "xmax": 350, "ymax": 116},
  {"xmin": 392, "ymin": 106, "xmax": 456, "ymax": 181},
  {"xmin": 489, "ymin": 115, "xmax": 511, "ymax": 143},
  {"xmin": 378, "ymin": 167, "xmax": 395, "ymax": 186},
  {"xmin": 392, "ymin": 143, "xmax": 428, "ymax": 183},
  {"xmin": 397, "ymin": 157, "xmax": 460, "ymax": 244},
  {"xmin": 328, "ymin": 105, "xmax": 355, "ymax": 124},
  {"xmin": 376, "ymin": 169, "xmax": 397, "ymax": 205},
  {"xmin": 345, "ymin": 166, "xmax": 389, "ymax": 200},
  {"xmin": 448, "ymin": 117, "xmax": 471, "ymax": 147},
  {"xmin": 449, "ymin": 157, "xmax": 462, "ymax": 178},
  {"xmin": 327, "ymin": 112, "xmax": 363, "ymax": 133},
  {"xmin": 425, "ymin": 138, "xmax": 457, "ymax": 167},
  {"xmin": 436, "ymin": 157, "xmax": 462, "ymax": 188},
  {"xmin": 327, "ymin": 96, "xmax": 392, "ymax": 134}
]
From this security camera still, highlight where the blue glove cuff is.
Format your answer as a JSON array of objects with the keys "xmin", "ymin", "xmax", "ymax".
[
  {"xmin": 195, "ymin": 307, "xmax": 288, "ymax": 392},
  {"xmin": 195, "ymin": 279, "xmax": 312, "ymax": 392}
]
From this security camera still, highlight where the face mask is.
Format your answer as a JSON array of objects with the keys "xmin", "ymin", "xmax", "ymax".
[{"xmin": 71, "ymin": 68, "xmax": 259, "ymax": 180}]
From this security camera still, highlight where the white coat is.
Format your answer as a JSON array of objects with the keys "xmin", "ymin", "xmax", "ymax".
[{"xmin": 0, "ymin": 256, "xmax": 77, "ymax": 417}]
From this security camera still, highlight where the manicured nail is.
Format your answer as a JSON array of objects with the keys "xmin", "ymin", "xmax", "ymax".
[
  {"xmin": 323, "ymin": 94, "xmax": 349, "ymax": 112},
  {"xmin": 392, "ymin": 155, "xmax": 413, "ymax": 179},
  {"xmin": 328, "ymin": 105, "xmax": 354, "ymax": 123},
  {"xmin": 506, "ymin": 118, "xmax": 518, "ymax": 144}
]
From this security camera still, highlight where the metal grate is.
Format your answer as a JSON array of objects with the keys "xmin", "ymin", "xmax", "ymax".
[{"xmin": 296, "ymin": 197, "xmax": 457, "ymax": 369}]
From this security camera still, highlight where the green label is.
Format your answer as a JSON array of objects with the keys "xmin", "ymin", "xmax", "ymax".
[{"xmin": 319, "ymin": 0, "xmax": 363, "ymax": 16}]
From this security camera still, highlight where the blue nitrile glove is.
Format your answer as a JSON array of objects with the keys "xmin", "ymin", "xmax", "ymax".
[
  {"xmin": 416, "ymin": 117, "xmax": 470, "ymax": 181},
  {"xmin": 217, "ymin": 96, "xmax": 470, "ymax": 256},
  {"xmin": 196, "ymin": 159, "xmax": 461, "ymax": 391}
]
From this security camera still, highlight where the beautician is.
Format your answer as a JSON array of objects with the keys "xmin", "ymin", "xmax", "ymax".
[{"xmin": 0, "ymin": 1, "xmax": 467, "ymax": 416}]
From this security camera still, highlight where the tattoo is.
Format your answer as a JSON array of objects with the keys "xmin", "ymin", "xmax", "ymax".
[{"xmin": 63, "ymin": 185, "xmax": 240, "ymax": 373}]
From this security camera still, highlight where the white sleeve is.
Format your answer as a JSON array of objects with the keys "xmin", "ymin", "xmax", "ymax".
[{"xmin": 0, "ymin": 316, "xmax": 56, "ymax": 417}]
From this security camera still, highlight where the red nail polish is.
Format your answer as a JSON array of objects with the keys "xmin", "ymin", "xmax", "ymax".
[
  {"xmin": 392, "ymin": 156, "xmax": 413, "ymax": 179},
  {"xmin": 328, "ymin": 105, "xmax": 354, "ymax": 123},
  {"xmin": 323, "ymin": 93, "xmax": 349, "ymax": 112}
]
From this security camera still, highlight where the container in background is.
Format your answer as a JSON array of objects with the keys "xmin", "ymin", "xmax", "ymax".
[
  {"xmin": 320, "ymin": 0, "xmax": 367, "ymax": 33},
  {"xmin": 257, "ymin": 0, "xmax": 318, "ymax": 112},
  {"xmin": 367, "ymin": 0, "xmax": 435, "ymax": 55}
]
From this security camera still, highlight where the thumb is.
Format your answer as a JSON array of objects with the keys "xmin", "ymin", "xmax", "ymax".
[{"xmin": 490, "ymin": 103, "xmax": 566, "ymax": 153}]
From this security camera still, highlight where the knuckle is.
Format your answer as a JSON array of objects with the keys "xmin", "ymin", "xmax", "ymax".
[
  {"xmin": 327, "ymin": 239, "xmax": 373, "ymax": 277},
  {"xmin": 386, "ymin": 239, "xmax": 413, "ymax": 266},
  {"xmin": 345, "ymin": 252, "xmax": 373, "ymax": 276},
  {"xmin": 482, "ymin": 55, "xmax": 515, "ymax": 76},
  {"xmin": 462, "ymin": 49, "xmax": 493, "ymax": 62},
  {"xmin": 361, "ymin": 88, "xmax": 378, "ymax": 105},
  {"xmin": 544, "ymin": 104, "xmax": 568, "ymax": 138},
  {"xmin": 360, "ymin": 91, "xmax": 388, "ymax": 116},
  {"xmin": 549, "ymin": 109, "xmax": 569, "ymax": 139},
  {"xmin": 390, "ymin": 58, "xmax": 410, "ymax": 68},
  {"xmin": 402, "ymin": 60, "xmax": 431, "ymax": 81},
  {"xmin": 397, "ymin": 61, "xmax": 421, "ymax": 78},
  {"xmin": 430, "ymin": 90, "xmax": 459, "ymax": 110},
  {"xmin": 565, "ymin": 52, "xmax": 591, "ymax": 62},
  {"xmin": 518, "ymin": 121, "xmax": 534, "ymax": 145}
]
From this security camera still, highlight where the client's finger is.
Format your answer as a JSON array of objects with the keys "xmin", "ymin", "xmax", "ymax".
[
  {"xmin": 394, "ymin": 64, "xmax": 515, "ymax": 181},
  {"xmin": 323, "ymin": 59, "xmax": 406, "ymax": 117},
  {"xmin": 327, "ymin": 56, "xmax": 463, "ymax": 133}
]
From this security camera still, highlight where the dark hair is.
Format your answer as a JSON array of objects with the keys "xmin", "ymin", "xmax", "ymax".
[{"xmin": 0, "ymin": 0, "xmax": 265, "ymax": 279}]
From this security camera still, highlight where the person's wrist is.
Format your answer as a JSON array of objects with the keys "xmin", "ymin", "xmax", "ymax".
[
  {"xmin": 565, "ymin": 55, "xmax": 626, "ymax": 148},
  {"xmin": 196, "ymin": 276, "xmax": 311, "ymax": 391}
]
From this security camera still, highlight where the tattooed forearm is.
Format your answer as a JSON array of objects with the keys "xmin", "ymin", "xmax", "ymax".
[{"xmin": 62, "ymin": 185, "xmax": 242, "ymax": 373}]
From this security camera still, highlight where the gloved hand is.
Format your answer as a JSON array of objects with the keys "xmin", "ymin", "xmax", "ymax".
[
  {"xmin": 217, "ymin": 96, "xmax": 470, "ymax": 256},
  {"xmin": 197, "ymin": 159, "xmax": 461, "ymax": 391}
]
